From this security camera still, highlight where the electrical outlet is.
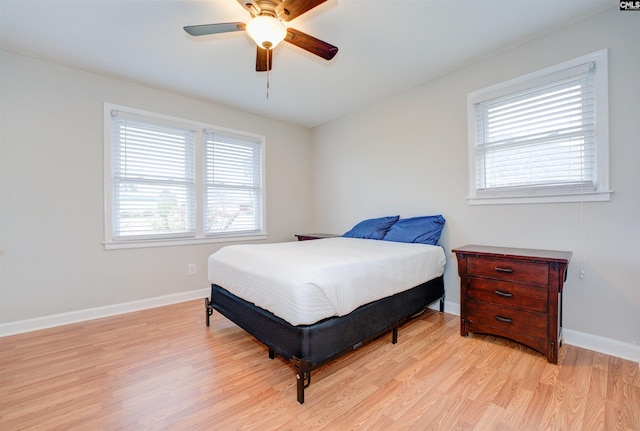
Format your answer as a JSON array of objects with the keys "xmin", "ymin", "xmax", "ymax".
[{"xmin": 188, "ymin": 263, "xmax": 197, "ymax": 276}]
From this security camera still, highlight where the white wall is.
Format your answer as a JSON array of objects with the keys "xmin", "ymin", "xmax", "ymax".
[
  {"xmin": 0, "ymin": 50, "xmax": 313, "ymax": 324},
  {"xmin": 312, "ymin": 9, "xmax": 640, "ymax": 350}
]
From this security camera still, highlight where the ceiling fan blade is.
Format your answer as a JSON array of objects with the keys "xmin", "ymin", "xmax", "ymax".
[
  {"xmin": 276, "ymin": 0, "xmax": 327, "ymax": 21},
  {"xmin": 285, "ymin": 27, "xmax": 338, "ymax": 60},
  {"xmin": 183, "ymin": 22, "xmax": 246, "ymax": 36},
  {"xmin": 256, "ymin": 47, "xmax": 273, "ymax": 72}
]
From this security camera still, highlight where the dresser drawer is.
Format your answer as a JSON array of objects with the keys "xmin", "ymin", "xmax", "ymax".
[
  {"xmin": 465, "ymin": 319, "xmax": 549, "ymax": 358},
  {"xmin": 467, "ymin": 278, "xmax": 548, "ymax": 312},
  {"xmin": 467, "ymin": 300, "xmax": 547, "ymax": 340},
  {"xmin": 467, "ymin": 256, "xmax": 549, "ymax": 286}
]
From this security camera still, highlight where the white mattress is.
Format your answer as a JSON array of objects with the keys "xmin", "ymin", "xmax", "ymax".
[{"xmin": 208, "ymin": 237, "xmax": 446, "ymax": 326}]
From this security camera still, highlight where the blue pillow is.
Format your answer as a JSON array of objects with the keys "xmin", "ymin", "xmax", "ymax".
[
  {"xmin": 383, "ymin": 215, "xmax": 445, "ymax": 245},
  {"xmin": 342, "ymin": 215, "xmax": 400, "ymax": 240}
]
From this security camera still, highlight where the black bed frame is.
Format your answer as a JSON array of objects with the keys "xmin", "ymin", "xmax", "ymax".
[{"xmin": 205, "ymin": 275, "xmax": 445, "ymax": 404}]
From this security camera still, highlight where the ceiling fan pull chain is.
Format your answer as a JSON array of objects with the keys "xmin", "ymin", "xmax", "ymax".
[{"xmin": 266, "ymin": 48, "xmax": 271, "ymax": 99}]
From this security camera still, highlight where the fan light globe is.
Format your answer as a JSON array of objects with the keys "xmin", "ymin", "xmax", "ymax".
[{"xmin": 246, "ymin": 16, "xmax": 287, "ymax": 49}]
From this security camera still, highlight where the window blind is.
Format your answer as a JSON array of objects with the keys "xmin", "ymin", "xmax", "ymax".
[
  {"xmin": 474, "ymin": 62, "xmax": 596, "ymax": 196},
  {"xmin": 111, "ymin": 113, "xmax": 196, "ymax": 239},
  {"xmin": 204, "ymin": 130, "xmax": 263, "ymax": 235}
]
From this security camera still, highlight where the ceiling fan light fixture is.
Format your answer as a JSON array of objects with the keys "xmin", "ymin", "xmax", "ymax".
[{"xmin": 246, "ymin": 15, "xmax": 287, "ymax": 49}]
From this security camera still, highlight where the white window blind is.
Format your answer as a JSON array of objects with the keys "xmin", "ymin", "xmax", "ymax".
[
  {"xmin": 111, "ymin": 112, "xmax": 196, "ymax": 240},
  {"xmin": 204, "ymin": 130, "xmax": 263, "ymax": 236},
  {"xmin": 468, "ymin": 50, "xmax": 610, "ymax": 204},
  {"xmin": 105, "ymin": 104, "xmax": 267, "ymax": 249}
]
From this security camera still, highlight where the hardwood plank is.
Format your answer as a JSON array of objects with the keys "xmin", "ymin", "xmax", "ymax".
[{"xmin": 0, "ymin": 300, "xmax": 638, "ymax": 430}]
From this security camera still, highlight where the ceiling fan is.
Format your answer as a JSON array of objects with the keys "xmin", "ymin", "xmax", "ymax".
[{"xmin": 184, "ymin": 0, "xmax": 338, "ymax": 72}]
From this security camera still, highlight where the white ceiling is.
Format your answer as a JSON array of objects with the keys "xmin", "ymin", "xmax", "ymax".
[{"xmin": 0, "ymin": 0, "xmax": 612, "ymax": 128}]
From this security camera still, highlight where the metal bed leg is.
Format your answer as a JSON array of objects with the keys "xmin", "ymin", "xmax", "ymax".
[
  {"xmin": 205, "ymin": 298, "xmax": 214, "ymax": 327},
  {"xmin": 293, "ymin": 357, "xmax": 312, "ymax": 404},
  {"xmin": 439, "ymin": 294, "xmax": 445, "ymax": 313},
  {"xmin": 268, "ymin": 348, "xmax": 275, "ymax": 359},
  {"xmin": 392, "ymin": 326, "xmax": 398, "ymax": 344}
]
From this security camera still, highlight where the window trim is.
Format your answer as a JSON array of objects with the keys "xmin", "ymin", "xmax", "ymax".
[
  {"xmin": 467, "ymin": 49, "xmax": 611, "ymax": 205},
  {"xmin": 103, "ymin": 103, "xmax": 267, "ymax": 249}
]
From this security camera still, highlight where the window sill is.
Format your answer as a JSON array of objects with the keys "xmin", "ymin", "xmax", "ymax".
[
  {"xmin": 468, "ymin": 190, "xmax": 612, "ymax": 205},
  {"xmin": 104, "ymin": 233, "xmax": 268, "ymax": 250}
]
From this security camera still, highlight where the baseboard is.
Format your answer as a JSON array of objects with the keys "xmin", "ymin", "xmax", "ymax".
[
  {"xmin": 562, "ymin": 328, "xmax": 640, "ymax": 364},
  {"xmin": 429, "ymin": 299, "xmax": 460, "ymax": 316},
  {"xmin": 0, "ymin": 288, "xmax": 210, "ymax": 337},
  {"xmin": 431, "ymin": 300, "xmax": 639, "ymax": 365}
]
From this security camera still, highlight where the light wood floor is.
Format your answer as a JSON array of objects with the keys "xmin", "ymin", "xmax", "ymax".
[{"xmin": 1, "ymin": 300, "xmax": 638, "ymax": 430}]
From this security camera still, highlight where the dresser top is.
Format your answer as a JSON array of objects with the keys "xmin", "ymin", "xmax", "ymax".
[{"xmin": 452, "ymin": 244, "xmax": 572, "ymax": 263}]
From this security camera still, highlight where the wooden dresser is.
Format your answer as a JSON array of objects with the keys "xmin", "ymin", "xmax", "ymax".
[{"xmin": 452, "ymin": 245, "xmax": 571, "ymax": 363}]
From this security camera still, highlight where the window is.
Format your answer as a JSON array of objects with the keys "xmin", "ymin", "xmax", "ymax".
[
  {"xmin": 110, "ymin": 113, "xmax": 197, "ymax": 240},
  {"xmin": 204, "ymin": 131, "xmax": 263, "ymax": 236},
  {"xmin": 467, "ymin": 49, "xmax": 610, "ymax": 204},
  {"xmin": 104, "ymin": 104, "xmax": 266, "ymax": 249}
]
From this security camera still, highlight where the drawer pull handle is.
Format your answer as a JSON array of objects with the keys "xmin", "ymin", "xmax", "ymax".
[
  {"xmin": 494, "ymin": 290, "xmax": 513, "ymax": 298},
  {"xmin": 495, "ymin": 315, "xmax": 513, "ymax": 323},
  {"xmin": 495, "ymin": 267, "xmax": 513, "ymax": 273}
]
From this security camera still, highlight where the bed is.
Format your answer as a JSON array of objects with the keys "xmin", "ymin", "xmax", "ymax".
[{"xmin": 205, "ymin": 215, "xmax": 447, "ymax": 403}]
